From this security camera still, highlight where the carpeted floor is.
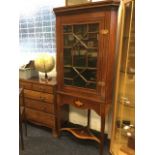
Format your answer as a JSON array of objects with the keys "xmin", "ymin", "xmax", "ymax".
[{"xmin": 20, "ymin": 123, "xmax": 111, "ymax": 155}]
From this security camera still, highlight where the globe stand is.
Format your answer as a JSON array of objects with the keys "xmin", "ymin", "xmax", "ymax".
[
  {"xmin": 39, "ymin": 72, "xmax": 52, "ymax": 82},
  {"xmin": 45, "ymin": 72, "xmax": 48, "ymax": 80}
]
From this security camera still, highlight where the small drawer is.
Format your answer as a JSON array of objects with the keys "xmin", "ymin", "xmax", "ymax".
[
  {"xmin": 25, "ymin": 108, "xmax": 55, "ymax": 128},
  {"xmin": 61, "ymin": 95, "xmax": 100, "ymax": 113},
  {"xmin": 20, "ymin": 81, "xmax": 32, "ymax": 89},
  {"xmin": 32, "ymin": 83, "xmax": 54, "ymax": 94},
  {"xmin": 24, "ymin": 90, "xmax": 54, "ymax": 103},
  {"xmin": 25, "ymin": 98, "xmax": 55, "ymax": 114}
]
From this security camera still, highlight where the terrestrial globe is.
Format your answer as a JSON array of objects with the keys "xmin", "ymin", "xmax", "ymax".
[{"xmin": 34, "ymin": 53, "xmax": 55, "ymax": 81}]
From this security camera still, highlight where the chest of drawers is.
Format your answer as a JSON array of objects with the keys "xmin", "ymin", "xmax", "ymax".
[{"xmin": 19, "ymin": 77, "xmax": 57, "ymax": 136}]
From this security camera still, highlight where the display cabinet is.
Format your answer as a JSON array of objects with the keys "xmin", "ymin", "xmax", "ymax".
[
  {"xmin": 110, "ymin": 0, "xmax": 135, "ymax": 155},
  {"xmin": 53, "ymin": 1, "xmax": 120, "ymax": 155}
]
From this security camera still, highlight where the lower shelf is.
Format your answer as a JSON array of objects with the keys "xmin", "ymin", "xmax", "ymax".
[{"xmin": 60, "ymin": 127, "xmax": 100, "ymax": 143}]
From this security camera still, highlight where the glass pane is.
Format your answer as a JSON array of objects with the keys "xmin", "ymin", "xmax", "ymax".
[
  {"xmin": 73, "ymin": 24, "xmax": 87, "ymax": 37},
  {"xmin": 88, "ymin": 49, "xmax": 97, "ymax": 67},
  {"xmin": 63, "ymin": 25, "xmax": 72, "ymax": 33},
  {"xmin": 88, "ymin": 23, "xmax": 99, "ymax": 32},
  {"xmin": 64, "ymin": 79, "xmax": 73, "ymax": 85},
  {"xmin": 81, "ymin": 69, "xmax": 97, "ymax": 81},
  {"xmin": 73, "ymin": 76, "xmax": 86, "ymax": 87},
  {"xmin": 64, "ymin": 67, "xmax": 76, "ymax": 78},
  {"xmin": 64, "ymin": 34, "xmax": 75, "ymax": 47},
  {"xmin": 73, "ymin": 55, "xmax": 86, "ymax": 67},
  {"xmin": 63, "ymin": 23, "xmax": 99, "ymax": 89},
  {"xmin": 64, "ymin": 48, "xmax": 72, "ymax": 66}
]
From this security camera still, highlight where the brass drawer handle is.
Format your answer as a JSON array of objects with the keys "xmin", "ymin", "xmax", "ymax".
[{"xmin": 74, "ymin": 100, "xmax": 84, "ymax": 107}]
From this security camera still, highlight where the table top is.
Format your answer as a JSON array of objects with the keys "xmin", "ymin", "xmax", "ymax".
[{"xmin": 20, "ymin": 76, "xmax": 57, "ymax": 86}]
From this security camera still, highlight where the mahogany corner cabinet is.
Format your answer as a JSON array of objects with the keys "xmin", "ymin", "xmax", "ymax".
[{"xmin": 53, "ymin": 1, "xmax": 120, "ymax": 154}]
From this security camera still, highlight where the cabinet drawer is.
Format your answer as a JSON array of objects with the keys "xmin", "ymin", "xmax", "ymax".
[
  {"xmin": 25, "ymin": 108, "xmax": 55, "ymax": 128},
  {"xmin": 61, "ymin": 95, "xmax": 100, "ymax": 113},
  {"xmin": 24, "ymin": 90, "xmax": 54, "ymax": 103},
  {"xmin": 20, "ymin": 81, "xmax": 32, "ymax": 89},
  {"xmin": 25, "ymin": 98, "xmax": 55, "ymax": 114},
  {"xmin": 32, "ymin": 83, "xmax": 54, "ymax": 94}
]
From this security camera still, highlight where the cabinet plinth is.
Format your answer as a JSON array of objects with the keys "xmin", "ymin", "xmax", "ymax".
[{"xmin": 54, "ymin": 1, "xmax": 120, "ymax": 154}]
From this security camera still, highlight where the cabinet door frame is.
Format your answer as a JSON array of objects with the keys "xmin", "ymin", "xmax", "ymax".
[{"xmin": 56, "ymin": 11, "xmax": 110, "ymax": 99}]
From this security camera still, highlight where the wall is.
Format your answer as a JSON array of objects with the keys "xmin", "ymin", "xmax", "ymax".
[{"xmin": 69, "ymin": 105, "xmax": 112, "ymax": 137}]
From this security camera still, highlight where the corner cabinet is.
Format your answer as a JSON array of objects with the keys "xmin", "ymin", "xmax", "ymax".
[{"xmin": 53, "ymin": 1, "xmax": 120, "ymax": 155}]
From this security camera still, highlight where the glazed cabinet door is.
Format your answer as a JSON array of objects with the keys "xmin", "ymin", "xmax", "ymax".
[{"xmin": 56, "ymin": 12, "xmax": 110, "ymax": 98}]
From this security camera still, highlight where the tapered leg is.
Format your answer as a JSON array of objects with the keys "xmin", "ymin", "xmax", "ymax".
[
  {"xmin": 19, "ymin": 120, "xmax": 24, "ymax": 150},
  {"xmin": 87, "ymin": 109, "xmax": 91, "ymax": 130},
  {"xmin": 55, "ymin": 95, "xmax": 61, "ymax": 137},
  {"xmin": 52, "ymin": 122, "xmax": 58, "ymax": 137},
  {"xmin": 22, "ymin": 88, "xmax": 27, "ymax": 137},
  {"xmin": 100, "ymin": 116, "xmax": 105, "ymax": 155},
  {"xmin": 57, "ymin": 104, "xmax": 61, "ymax": 137},
  {"xmin": 24, "ymin": 120, "xmax": 27, "ymax": 136}
]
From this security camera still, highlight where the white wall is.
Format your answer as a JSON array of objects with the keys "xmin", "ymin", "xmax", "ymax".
[
  {"xmin": 69, "ymin": 105, "xmax": 112, "ymax": 138},
  {"xmin": 19, "ymin": 0, "xmax": 65, "ymax": 15}
]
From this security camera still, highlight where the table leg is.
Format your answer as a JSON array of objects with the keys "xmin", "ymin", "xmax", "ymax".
[{"xmin": 100, "ymin": 116, "xmax": 105, "ymax": 155}]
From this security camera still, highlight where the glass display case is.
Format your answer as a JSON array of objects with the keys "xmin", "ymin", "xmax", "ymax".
[{"xmin": 110, "ymin": 0, "xmax": 135, "ymax": 155}]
